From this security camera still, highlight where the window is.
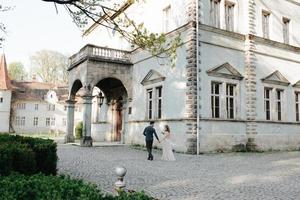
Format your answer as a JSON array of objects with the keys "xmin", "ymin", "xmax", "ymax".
[
  {"xmin": 225, "ymin": 1, "xmax": 235, "ymax": 31},
  {"xmin": 48, "ymin": 104, "xmax": 55, "ymax": 111},
  {"xmin": 15, "ymin": 116, "xmax": 20, "ymax": 126},
  {"xmin": 64, "ymin": 105, "xmax": 67, "ymax": 111},
  {"xmin": 128, "ymin": 107, "xmax": 132, "ymax": 115},
  {"xmin": 156, "ymin": 86, "xmax": 162, "ymax": 119},
  {"xmin": 46, "ymin": 118, "xmax": 50, "ymax": 126},
  {"xmin": 211, "ymin": 82, "xmax": 221, "ymax": 118},
  {"xmin": 226, "ymin": 84, "xmax": 235, "ymax": 119},
  {"xmin": 51, "ymin": 118, "xmax": 55, "ymax": 126},
  {"xmin": 34, "ymin": 104, "xmax": 39, "ymax": 110},
  {"xmin": 276, "ymin": 90, "xmax": 283, "ymax": 121},
  {"xmin": 33, "ymin": 117, "xmax": 38, "ymax": 126},
  {"xmin": 283, "ymin": 17, "xmax": 290, "ymax": 44},
  {"xmin": 163, "ymin": 5, "xmax": 171, "ymax": 32},
  {"xmin": 264, "ymin": 88, "xmax": 272, "ymax": 120},
  {"xmin": 296, "ymin": 92, "xmax": 300, "ymax": 121},
  {"xmin": 21, "ymin": 117, "xmax": 25, "ymax": 126},
  {"xmin": 146, "ymin": 86, "xmax": 163, "ymax": 119},
  {"xmin": 17, "ymin": 103, "xmax": 26, "ymax": 110},
  {"xmin": 0, "ymin": 97, "xmax": 3, "ymax": 103},
  {"xmin": 210, "ymin": 0, "xmax": 220, "ymax": 28},
  {"xmin": 147, "ymin": 89, "xmax": 153, "ymax": 119},
  {"xmin": 262, "ymin": 11, "xmax": 270, "ymax": 39},
  {"xmin": 62, "ymin": 118, "xmax": 67, "ymax": 126}
]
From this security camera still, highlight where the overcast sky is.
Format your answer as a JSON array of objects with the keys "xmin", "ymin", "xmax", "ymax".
[{"xmin": 0, "ymin": 0, "xmax": 85, "ymax": 70}]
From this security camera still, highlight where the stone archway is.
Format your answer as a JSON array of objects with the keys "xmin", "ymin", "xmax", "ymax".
[
  {"xmin": 94, "ymin": 78, "xmax": 128, "ymax": 143},
  {"xmin": 64, "ymin": 79, "xmax": 83, "ymax": 143},
  {"xmin": 65, "ymin": 45, "xmax": 133, "ymax": 146}
]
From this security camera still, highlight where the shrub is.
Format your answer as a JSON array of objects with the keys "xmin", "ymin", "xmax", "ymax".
[
  {"xmin": 0, "ymin": 134, "xmax": 57, "ymax": 175},
  {"xmin": 75, "ymin": 122, "xmax": 83, "ymax": 139},
  {"xmin": 0, "ymin": 173, "xmax": 154, "ymax": 200},
  {"xmin": 0, "ymin": 143, "xmax": 36, "ymax": 176},
  {"xmin": 0, "ymin": 173, "xmax": 104, "ymax": 200}
]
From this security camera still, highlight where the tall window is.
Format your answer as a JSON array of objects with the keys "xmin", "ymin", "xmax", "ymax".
[
  {"xmin": 62, "ymin": 118, "xmax": 67, "ymax": 126},
  {"xmin": 146, "ymin": 86, "xmax": 163, "ymax": 119},
  {"xmin": 17, "ymin": 103, "xmax": 26, "ymax": 110},
  {"xmin": 264, "ymin": 88, "xmax": 272, "ymax": 120},
  {"xmin": 48, "ymin": 104, "xmax": 55, "ymax": 111},
  {"xmin": 296, "ymin": 92, "xmax": 300, "ymax": 121},
  {"xmin": 210, "ymin": 0, "xmax": 220, "ymax": 28},
  {"xmin": 156, "ymin": 87, "xmax": 162, "ymax": 119},
  {"xmin": 276, "ymin": 90, "xmax": 283, "ymax": 121},
  {"xmin": 46, "ymin": 118, "xmax": 50, "ymax": 126},
  {"xmin": 15, "ymin": 116, "xmax": 20, "ymax": 126},
  {"xmin": 33, "ymin": 117, "xmax": 38, "ymax": 126},
  {"xmin": 34, "ymin": 104, "xmax": 39, "ymax": 110},
  {"xmin": 163, "ymin": 5, "xmax": 171, "ymax": 32},
  {"xmin": 21, "ymin": 117, "xmax": 25, "ymax": 126},
  {"xmin": 0, "ymin": 97, "xmax": 3, "ymax": 103},
  {"xmin": 51, "ymin": 118, "xmax": 56, "ymax": 126},
  {"xmin": 283, "ymin": 17, "xmax": 290, "ymax": 44},
  {"xmin": 226, "ymin": 84, "xmax": 235, "ymax": 119},
  {"xmin": 225, "ymin": 1, "xmax": 235, "ymax": 31},
  {"xmin": 147, "ymin": 89, "xmax": 153, "ymax": 119},
  {"xmin": 262, "ymin": 11, "xmax": 270, "ymax": 39},
  {"xmin": 211, "ymin": 82, "xmax": 221, "ymax": 118}
]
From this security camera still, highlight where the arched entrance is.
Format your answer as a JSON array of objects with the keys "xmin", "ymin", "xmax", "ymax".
[
  {"xmin": 64, "ymin": 79, "xmax": 83, "ymax": 143},
  {"xmin": 65, "ymin": 44, "xmax": 133, "ymax": 146},
  {"xmin": 94, "ymin": 78, "xmax": 128, "ymax": 142}
]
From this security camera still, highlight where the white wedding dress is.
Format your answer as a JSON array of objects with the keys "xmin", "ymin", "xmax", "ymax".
[{"xmin": 161, "ymin": 131, "xmax": 175, "ymax": 161}]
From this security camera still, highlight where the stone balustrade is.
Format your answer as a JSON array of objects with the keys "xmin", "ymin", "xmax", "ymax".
[{"xmin": 69, "ymin": 44, "xmax": 131, "ymax": 68}]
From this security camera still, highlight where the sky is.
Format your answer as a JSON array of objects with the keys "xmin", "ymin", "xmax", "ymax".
[{"xmin": 0, "ymin": 0, "xmax": 85, "ymax": 71}]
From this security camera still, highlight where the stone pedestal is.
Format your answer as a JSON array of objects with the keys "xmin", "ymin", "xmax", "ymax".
[{"xmin": 80, "ymin": 136, "xmax": 93, "ymax": 147}]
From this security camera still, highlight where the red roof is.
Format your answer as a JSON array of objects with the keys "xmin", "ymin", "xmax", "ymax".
[{"xmin": 0, "ymin": 54, "xmax": 12, "ymax": 90}]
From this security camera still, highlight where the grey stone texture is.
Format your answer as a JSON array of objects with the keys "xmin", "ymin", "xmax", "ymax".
[{"xmin": 58, "ymin": 145, "xmax": 300, "ymax": 200}]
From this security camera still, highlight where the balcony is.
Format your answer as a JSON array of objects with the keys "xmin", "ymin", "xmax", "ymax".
[{"xmin": 69, "ymin": 44, "xmax": 132, "ymax": 70}]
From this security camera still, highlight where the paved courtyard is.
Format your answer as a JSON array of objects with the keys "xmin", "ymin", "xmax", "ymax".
[{"xmin": 58, "ymin": 145, "xmax": 300, "ymax": 200}]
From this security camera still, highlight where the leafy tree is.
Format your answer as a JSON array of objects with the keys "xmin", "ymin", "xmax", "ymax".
[
  {"xmin": 42, "ymin": 0, "xmax": 181, "ymax": 65},
  {"xmin": 1, "ymin": 0, "xmax": 181, "ymax": 65},
  {"xmin": 30, "ymin": 50, "xmax": 69, "ymax": 84},
  {"xmin": 8, "ymin": 62, "xmax": 27, "ymax": 81}
]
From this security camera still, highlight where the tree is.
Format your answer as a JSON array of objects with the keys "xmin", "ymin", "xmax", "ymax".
[
  {"xmin": 8, "ymin": 62, "xmax": 27, "ymax": 81},
  {"xmin": 30, "ymin": 50, "xmax": 69, "ymax": 84},
  {"xmin": 41, "ymin": 0, "xmax": 181, "ymax": 65},
  {"xmin": 1, "ymin": 0, "xmax": 181, "ymax": 65}
]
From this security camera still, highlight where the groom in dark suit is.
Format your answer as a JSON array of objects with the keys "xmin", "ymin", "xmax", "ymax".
[{"xmin": 143, "ymin": 121, "xmax": 160, "ymax": 160}]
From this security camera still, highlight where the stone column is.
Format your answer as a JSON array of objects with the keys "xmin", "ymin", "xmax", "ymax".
[
  {"xmin": 81, "ymin": 95, "xmax": 93, "ymax": 147},
  {"xmin": 64, "ymin": 100, "xmax": 76, "ymax": 143},
  {"xmin": 121, "ymin": 101, "xmax": 127, "ymax": 144}
]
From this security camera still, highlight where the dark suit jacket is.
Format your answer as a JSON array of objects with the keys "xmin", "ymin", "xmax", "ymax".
[{"xmin": 143, "ymin": 126, "xmax": 159, "ymax": 141}]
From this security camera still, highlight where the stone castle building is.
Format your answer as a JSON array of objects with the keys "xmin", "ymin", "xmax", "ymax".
[
  {"xmin": 65, "ymin": 0, "xmax": 300, "ymax": 153},
  {"xmin": 0, "ymin": 54, "xmax": 83, "ymax": 135}
]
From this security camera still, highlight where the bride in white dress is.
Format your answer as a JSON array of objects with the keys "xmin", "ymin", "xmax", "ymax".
[{"xmin": 161, "ymin": 125, "xmax": 175, "ymax": 161}]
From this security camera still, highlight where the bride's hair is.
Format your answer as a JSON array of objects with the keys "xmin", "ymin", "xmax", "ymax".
[{"xmin": 164, "ymin": 125, "xmax": 170, "ymax": 132}]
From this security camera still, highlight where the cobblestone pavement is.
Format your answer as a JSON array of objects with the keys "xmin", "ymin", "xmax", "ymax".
[{"xmin": 58, "ymin": 145, "xmax": 300, "ymax": 200}]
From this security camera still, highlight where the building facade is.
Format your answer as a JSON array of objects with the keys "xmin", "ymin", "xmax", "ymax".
[
  {"xmin": 65, "ymin": 0, "xmax": 300, "ymax": 153},
  {"xmin": 0, "ymin": 54, "xmax": 83, "ymax": 135}
]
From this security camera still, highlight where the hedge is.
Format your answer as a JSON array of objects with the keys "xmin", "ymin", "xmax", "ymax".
[
  {"xmin": 0, "ymin": 173, "xmax": 154, "ymax": 200},
  {"xmin": 0, "ymin": 134, "xmax": 57, "ymax": 175}
]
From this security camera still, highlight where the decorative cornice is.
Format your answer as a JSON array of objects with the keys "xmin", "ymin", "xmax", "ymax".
[
  {"xmin": 140, "ymin": 70, "xmax": 166, "ymax": 86},
  {"xmin": 293, "ymin": 80, "xmax": 300, "ymax": 88},
  {"xmin": 199, "ymin": 24, "xmax": 245, "ymax": 41},
  {"xmin": 206, "ymin": 62, "xmax": 244, "ymax": 80},
  {"xmin": 261, "ymin": 70, "xmax": 290, "ymax": 86}
]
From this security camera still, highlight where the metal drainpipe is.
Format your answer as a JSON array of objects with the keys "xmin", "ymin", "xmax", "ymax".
[{"xmin": 196, "ymin": 0, "xmax": 200, "ymax": 155}]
